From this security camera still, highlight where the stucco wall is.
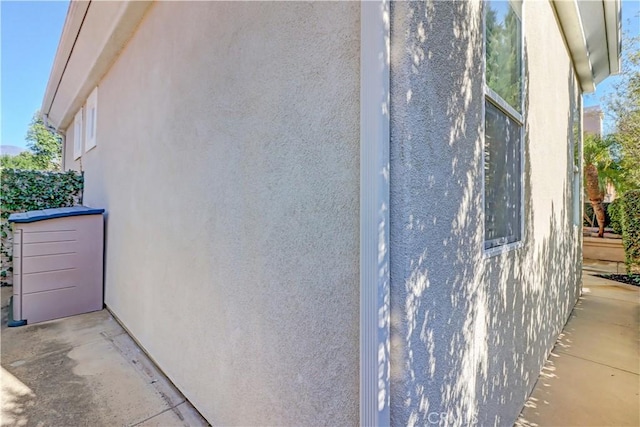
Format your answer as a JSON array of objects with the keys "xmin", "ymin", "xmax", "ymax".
[
  {"xmin": 73, "ymin": 2, "xmax": 360, "ymax": 425},
  {"xmin": 63, "ymin": 125, "xmax": 80, "ymax": 172},
  {"xmin": 389, "ymin": 1, "xmax": 582, "ymax": 425}
]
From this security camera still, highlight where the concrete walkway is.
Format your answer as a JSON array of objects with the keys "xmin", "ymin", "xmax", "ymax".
[
  {"xmin": 0, "ymin": 287, "xmax": 209, "ymax": 427},
  {"xmin": 517, "ymin": 272, "xmax": 640, "ymax": 426},
  {"xmin": 2, "ymin": 271, "xmax": 637, "ymax": 427}
]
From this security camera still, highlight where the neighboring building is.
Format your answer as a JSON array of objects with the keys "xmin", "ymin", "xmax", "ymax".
[
  {"xmin": 41, "ymin": 1, "xmax": 620, "ymax": 425},
  {"xmin": 584, "ymin": 105, "xmax": 604, "ymax": 136},
  {"xmin": 583, "ymin": 105, "xmax": 616, "ymax": 201}
]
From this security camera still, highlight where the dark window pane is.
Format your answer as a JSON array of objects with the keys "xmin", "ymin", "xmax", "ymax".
[
  {"xmin": 485, "ymin": 0, "xmax": 522, "ymax": 112},
  {"xmin": 484, "ymin": 101, "xmax": 522, "ymax": 248}
]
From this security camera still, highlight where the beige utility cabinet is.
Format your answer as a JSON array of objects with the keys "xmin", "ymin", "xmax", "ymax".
[{"xmin": 9, "ymin": 206, "xmax": 105, "ymax": 325}]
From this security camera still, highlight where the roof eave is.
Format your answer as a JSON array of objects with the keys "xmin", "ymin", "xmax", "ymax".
[
  {"xmin": 551, "ymin": 0, "xmax": 621, "ymax": 94},
  {"xmin": 603, "ymin": 0, "xmax": 621, "ymax": 76},
  {"xmin": 41, "ymin": 1, "xmax": 90, "ymax": 122},
  {"xmin": 41, "ymin": 0, "xmax": 153, "ymax": 131}
]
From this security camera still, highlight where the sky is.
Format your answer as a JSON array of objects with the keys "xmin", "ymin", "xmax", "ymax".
[
  {"xmin": 0, "ymin": 1, "xmax": 638, "ymax": 151},
  {"xmin": 1, "ymin": 1, "xmax": 69, "ymax": 150}
]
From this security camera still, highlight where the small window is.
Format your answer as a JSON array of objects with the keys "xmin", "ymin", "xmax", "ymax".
[
  {"xmin": 483, "ymin": 0, "xmax": 524, "ymax": 251},
  {"xmin": 85, "ymin": 87, "xmax": 98, "ymax": 151},
  {"xmin": 73, "ymin": 108, "xmax": 83, "ymax": 160}
]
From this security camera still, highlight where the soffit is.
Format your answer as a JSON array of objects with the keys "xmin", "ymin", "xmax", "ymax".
[{"xmin": 42, "ymin": 1, "xmax": 152, "ymax": 130}]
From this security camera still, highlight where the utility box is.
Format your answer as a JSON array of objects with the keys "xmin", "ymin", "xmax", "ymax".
[{"xmin": 9, "ymin": 206, "xmax": 105, "ymax": 325}]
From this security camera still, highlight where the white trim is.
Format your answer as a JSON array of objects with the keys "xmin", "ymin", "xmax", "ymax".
[
  {"xmin": 603, "ymin": 0, "xmax": 621, "ymax": 76},
  {"xmin": 484, "ymin": 241, "xmax": 525, "ymax": 258},
  {"xmin": 551, "ymin": 0, "xmax": 593, "ymax": 92},
  {"xmin": 85, "ymin": 86, "xmax": 98, "ymax": 151},
  {"xmin": 41, "ymin": 1, "xmax": 90, "ymax": 118},
  {"xmin": 42, "ymin": 1, "xmax": 152, "ymax": 131},
  {"xmin": 360, "ymin": 1, "xmax": 390, "ymax": 426},
  {"xmin": 73, "ymin": 108, "xmax": 83, "ymax": 160},
  {"xmin": 551, "ymin": 0, "xmax": 621, "ymax": 93},
  {"xmin": 485, "ymin": 87, "xmax": 523, "ymax": 125}
]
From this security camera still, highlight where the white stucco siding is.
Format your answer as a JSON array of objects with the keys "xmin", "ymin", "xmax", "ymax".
[
  {"xmin": 78, "ymin": 2, "xmax": 360, "ymax": 425},
  {"xmin": 389, "ymin": 1, "xmax": 582, "ymax": 425}
]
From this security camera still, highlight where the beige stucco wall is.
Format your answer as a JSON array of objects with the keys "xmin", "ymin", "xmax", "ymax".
[
  {"xmin": 389, "ymin": 1, "xmax": 582, "ymax": 425},
  {"xmin": 70, "ymin": 2, "xmax": 360, "ymax": 425}
]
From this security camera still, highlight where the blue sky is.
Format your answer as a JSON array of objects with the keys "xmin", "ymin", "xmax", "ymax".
[
  {"xmin": 0, "ymin": 1, "xmax": 638, "ymax": 151},
  {"xmin": 1, "ymin": 1, "xmax": 69, "ymax": 150}
]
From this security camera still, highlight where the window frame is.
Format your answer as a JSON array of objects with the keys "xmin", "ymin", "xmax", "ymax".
[
  {"xmin": 73, "ymin": 108, "xmax": 83, "ymax": 160},
  {"xmin": 85, "ymin": 87, "xmax": 98, "ymax": 151},
  {"xmin": 482, "ymin": 0, "xmax": 526, "ymax": 256}
]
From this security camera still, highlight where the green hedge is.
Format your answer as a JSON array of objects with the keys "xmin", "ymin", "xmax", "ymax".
[
  {"xmin": 607, "ymin": 199, "xmax": 624, "ymax": 235},
  {"xmin": 0, "ymin": 169, "xmax": 83, "ymax": 285},
  {"xmin": 620, "ymin": 190, "xmax": 640, "ymax": 274}
]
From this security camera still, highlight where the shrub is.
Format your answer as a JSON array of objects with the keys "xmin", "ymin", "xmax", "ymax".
[
  {"xmin": 0, "ymin": 169, "xmax": 83, "ymax": 285},
  {"xmin": 607, "ymin": 199, "xmax": 624, "ymax": 235},
  {"xmin": 620, "ymin": 190, "xmax": 640, "ymax": 274}
]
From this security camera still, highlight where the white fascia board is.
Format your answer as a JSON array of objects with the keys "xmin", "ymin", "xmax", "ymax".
[
  {"xmin": 551, "ymin": 0, "xmax": 595, "ymax": 93},
  {"xmin": 42, "ymin": 0, "xmax": 152, "ymax": 131},
  {"xmin": 41, "ymin": 1, "xmax": 90, "ymax": 122},
  {"xmin": 603, "ymin": 0, "xmax": 621, "ymax": 76},
  {"xmin": 360, "ymin": 1, "xmax": 390, "ymax": 426}
]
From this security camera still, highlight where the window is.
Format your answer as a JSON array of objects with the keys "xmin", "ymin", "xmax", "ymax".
[
  {"xmin": 85, "ymin": 87, "xmax": 98, "ymax": 151},
  {"xmin": 483, "ymin": 0, "xmax": 523, "ymax": 251},
  {"xmin": 73, "ymin": 108, "xmax": 83, "ymax": 160}
]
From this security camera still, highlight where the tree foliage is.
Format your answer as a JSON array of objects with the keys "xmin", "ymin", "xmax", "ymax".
[
  {"xmin": 583, "ymin": 134, "xmax": 624, "ymax": 237},
  {"xmin": 620, "ymin": 190, "xmax": 640, "ymax": 274},
  {"xmin": 0, "ymin": 111, "xmax": 62, "ymax": 171},
  {"xmin": 606, "ymin": 33, "xmax": 640, "ymax": 189},
  {"xmin": 0, "ymin": 152, "xmax": 39, "ymax": 170},
  {"xmin": 485, "ymin": 1, "xmax": 521, "ymax": 111},
  {"xmin": 25, "ymin": 112, "xmax": 62, "ymax": 170}
]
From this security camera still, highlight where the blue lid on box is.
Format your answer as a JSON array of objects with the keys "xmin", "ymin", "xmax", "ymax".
[{"xmin": 8, "ymin": 206, "xmax": 105, "ymax": 223}]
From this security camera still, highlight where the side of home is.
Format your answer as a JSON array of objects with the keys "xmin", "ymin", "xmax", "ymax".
[
  {"xmin": 42, "ymin": 1, "xmax": 620, "ymax": 425},
  {"xmin": 48, "ymin": 2, "xmax": 361, "ymax": 425}
]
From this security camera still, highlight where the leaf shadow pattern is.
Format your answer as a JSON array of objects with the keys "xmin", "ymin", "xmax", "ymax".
[{"xmin": 389, "ymin": 1, "xmax": 582, "ymax": 425}]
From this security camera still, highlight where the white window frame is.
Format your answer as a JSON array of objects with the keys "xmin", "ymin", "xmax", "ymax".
[
  {"xmin": 73, "ymin": 108, "xmax": 83, "ymax": 160},
  {"xmin": 85, "ymin": 86, "xmax": 98, "ymax": 151},
  {"xmin": 482, "ymin": 0, "xmax": 525, "ymax": 257}
]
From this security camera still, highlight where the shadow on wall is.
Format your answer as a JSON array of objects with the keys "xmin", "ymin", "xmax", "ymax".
[{"xmin": 389, "ymin": 1, "xmax": 581, "ymax": 426}]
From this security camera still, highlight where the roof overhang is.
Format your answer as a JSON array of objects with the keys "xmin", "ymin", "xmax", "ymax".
[
  {"xmin": 551, "ymin": 0, "xmax": 621, "ymax": 93},
  {"xmin": 42, "ymin": 0, "xmax": 152, "ymax": 131}
]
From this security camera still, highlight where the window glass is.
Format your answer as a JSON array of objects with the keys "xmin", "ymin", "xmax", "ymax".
[
  {"xmin": 484, "ymin": 100, "xmax": 522, "ymax": 248},
  {"xmin": 485, "ymin": 0, "xmax": 522, "ymax": 113}
]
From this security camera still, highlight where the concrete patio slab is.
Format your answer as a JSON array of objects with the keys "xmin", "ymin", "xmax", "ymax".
[
  {"xmin": 0, "ymin": 287, "xmax": 209, "ymax": 427},
  {"xmin": 517, "ymin": 273, "xmax": 640, "ymax": 427},
  {"xmin": 517, "ymin": 351, "xmax": 639, "ymax": 427},
  {"xmin": 556, "ymin": 306, "xmax": 639, "ymax": 374},
  {"xmin": 581, "ymin": 279, "xmax": 640, "ymax": 303},
  {"xmin": 570, "ymin": 294, "xmax": 638, "ymax": 329}
]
